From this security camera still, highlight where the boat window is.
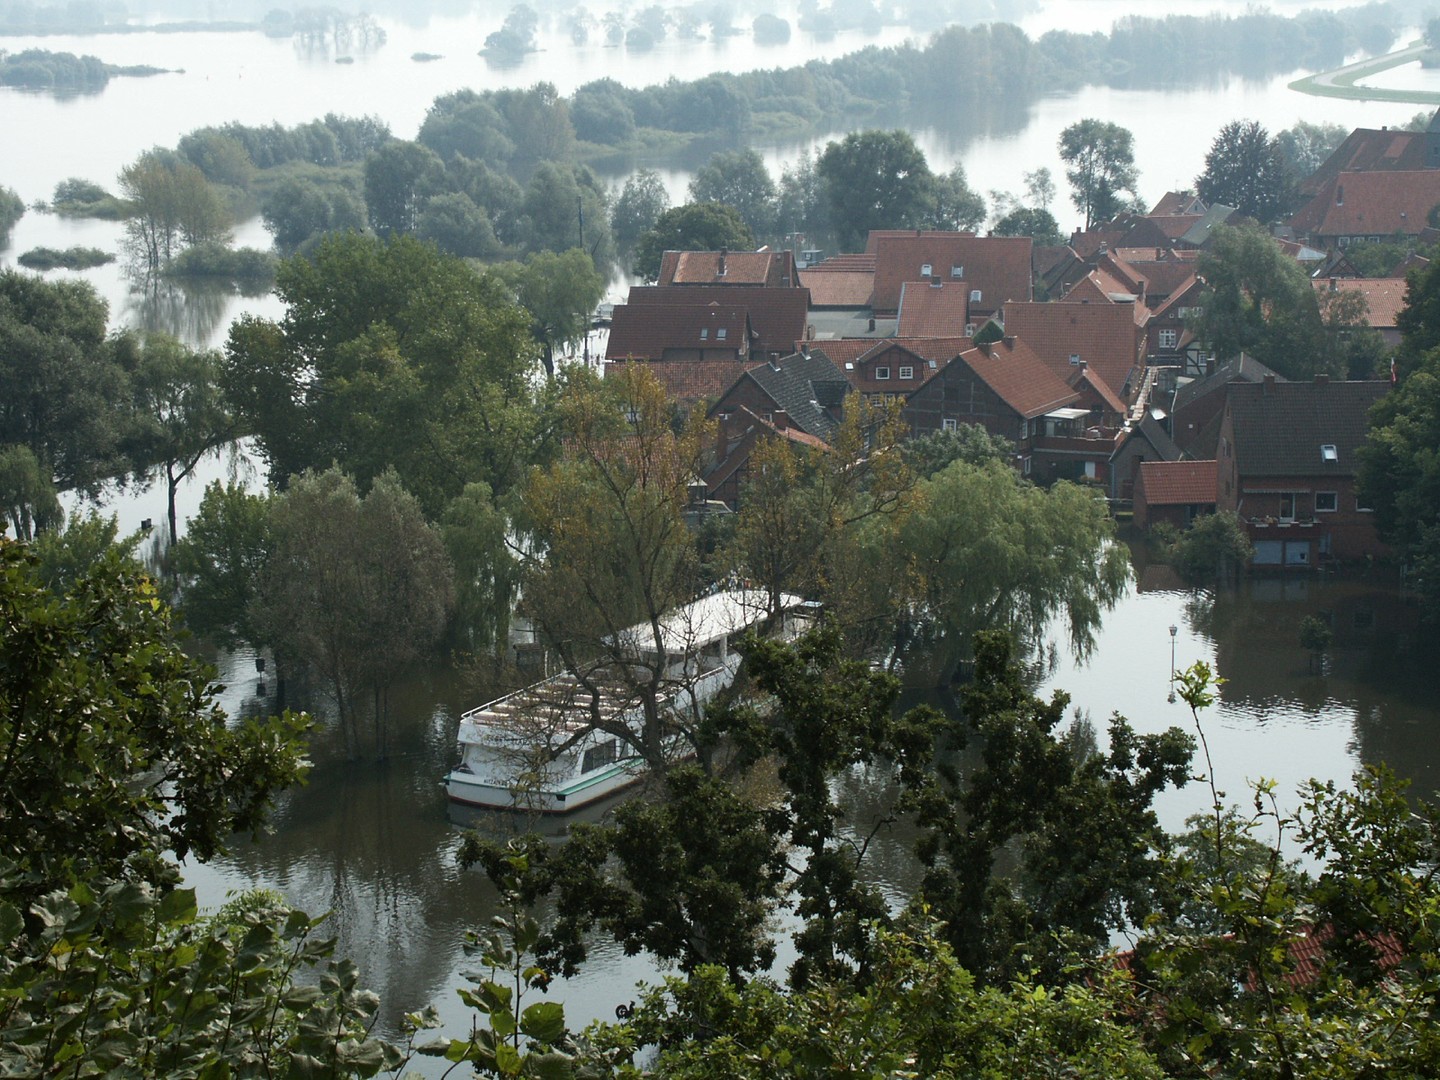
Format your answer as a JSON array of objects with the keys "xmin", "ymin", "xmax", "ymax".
[{"xmin": 582, "ymin": 739, "xmax": 619, "ymax": 773}]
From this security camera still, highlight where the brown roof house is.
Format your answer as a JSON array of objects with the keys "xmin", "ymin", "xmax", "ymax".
[
  {"xmin": 902, "ymin": 337, "xmax": 1118, "ymax": 485},
  {"xmin": 606, "ymin": 284, "xmax": 812, "ymax": 405},
  {"xmin": 703, "ymin": 350, "xmax": 850, "ymax": 508},
  {"xmin": 657, "ymin": 248, "xmax": 801, "ymax": 288},
  {"xmin": 605, "ymin": 300, "xmax": 757, "ymax": 406},
  {"xmin": 1216, "ymin": 375, "xmax": 1390, "ymax": 566},
  {"xmin": 1290, "ymin": 171, "xmax": 1440, "ymax": 249},
  {"xmin": 1313, "ymin": 276, "xmax": 1408, "ymax": 348},
  {"xmin": 1299, "ymin": 114, "xmax": 1440, "ymax": 196},
  {"xmin": 1168, "ymin": 352, "xmax": 1284, "ymax": 458},
  {"xmin": 1109, "ymin": 413, "xmax": 1182, "ymax": 503},
  {"xmin": 896, "ymin": 279, "xmax": 971, "ymax": 337},
  {"xmin": 870, "ymin": 233, "xmax": 1033, "ymax": 320},
  {"xmin": 1133, "ymin": 459, "xmax": 1217, "ymax": 531},
  {"xmin": 1000, "ymin": 300, "xmax": 1146, "ymax": 408}
]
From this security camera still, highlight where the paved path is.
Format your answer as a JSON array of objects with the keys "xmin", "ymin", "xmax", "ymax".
[{"xmin": 1291, "ymin": 41, "xmax": 1440, "ymax": 105}]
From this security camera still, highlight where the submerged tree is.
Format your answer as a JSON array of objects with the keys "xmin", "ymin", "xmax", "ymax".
[{"xmin": 255, "ymin": 467, "xmax": 453, "ymax": 759}]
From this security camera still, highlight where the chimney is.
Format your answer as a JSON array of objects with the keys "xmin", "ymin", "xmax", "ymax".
[
  {"xmin": 773, "ymin": 409, "xmax": 788, "ymax": 431},
  {"xmin": 1263, "ymin": 373, "xmax": 1277, "ymax": 391},
  {"xmin": 1003, "ymin": 335, "xmax": 1016, "ymax": 348},
  {"xmin": 1329, "ymin": 277, "xmax": 1338, "ymax": 292},
  {"xmin": 1314, "ymin": 373, "xmax": 1330, "ymax": 385},
  {"xmin": 868, "ymin": 317, "xmax": 876, "ymax": 331},
  {"xmin": 717, "ymin": 250, "xmax": 727, "ymax": 278}
]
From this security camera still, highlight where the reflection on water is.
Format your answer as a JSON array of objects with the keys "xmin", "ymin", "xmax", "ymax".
[{"xmin": 178, "ymin": 548, "xmax": 1439, "ymax": 1059}]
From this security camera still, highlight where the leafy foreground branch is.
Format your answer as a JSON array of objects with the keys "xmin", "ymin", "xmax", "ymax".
[{"xmin": 6, "ymin": 534, "xmax": 1440, "ymax": 1078}]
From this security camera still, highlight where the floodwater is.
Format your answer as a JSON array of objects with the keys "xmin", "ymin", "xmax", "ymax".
[
  {"xmin": 17, "ymin": 1, "xmax": 1440, "ymax": 1062},
  {"xmin": 1, "ymin": 3, "xmax": 1428, "ymax": 347}
]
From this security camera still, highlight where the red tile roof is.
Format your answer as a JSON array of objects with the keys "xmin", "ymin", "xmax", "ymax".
[
  {"xmin": 961, "ymin": 337, "xmax": 1081, "ymax": 418},
  {"xmin": 1300, "ymin": 127, "xmax": 1431, "ymax": 195},
  {"xmin": 864, "ymin": 229, "xmax": 976, "ymax": 253},
  {"xmin": 1137, "ymin": 459, "xmax": 1217, "ymax": 505},
  {"xmin": 1290, "ymin": 171, "xmax": 1440, "ymax": 238},
  {"xmin": 800, "ymin": 266, "xmax": 875, "ymax": 307},
  {"xmin": 625, "ymin": 285, "xmax": 811, "ymax": 359},
  {"xmin": 871, "ymin": 234, "xmax": 1032, "ymax": 316},
  {"xmin": 606, "ymin": 301, "xmax": 752, "ymax": 363},
  {"xmin": 897, "ymin": 280, "xmax": 970, "ymax": 336},
  {"xmin": 658, "ymin": 249, "xmax": 797, "ymax": 287},
  {"xmin": 1000, "ymin": 301, "xmax": 1144, "ymax": 405},
  {"xmin": 1312, "ymin": 277, "xmax": 1407, "ymax": 329}
]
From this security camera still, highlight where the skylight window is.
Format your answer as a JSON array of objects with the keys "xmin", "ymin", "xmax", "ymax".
[
  {"xmin": 717, "ymin": 328, "xmax": 727, "ymax": 340},
  {"xmin": 700, "ymin": 328, "xmax": 709, "ymax": 340},
  {"xmin": 1321, "ymin": 444, "xmax": 1338, "ymax": 463}
]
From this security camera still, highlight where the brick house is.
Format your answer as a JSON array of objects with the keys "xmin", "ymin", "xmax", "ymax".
[
  {"xmin": 869, "ymin": 233, "xmax": 1033, "ymax": 321},
  {"xmin": 1000, "ymin": 300, "xmax": 1146, "ymax": 410},
  {"xmin": 657, "ymin": 248, "xmax": 801, "ymax": 288},
  {"xmin": 1132, "ymin": 459, "xmax": 1217, "ymax": 530},
  {"xmin": 1289, "ymin": 171, "xmax": 1440, "ymax": 250},
  {"xmin": 902, "ymin": 336, "xmax": 1117, "ymax": 484},
  {"xmin": 1216, "ymin": 375, "xmax": 1390, "ymax": 565}
]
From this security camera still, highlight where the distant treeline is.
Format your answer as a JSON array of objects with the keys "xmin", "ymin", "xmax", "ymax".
[{"xmin": 0, "ymin": 48, "xmax": 167, "ymax": 90}]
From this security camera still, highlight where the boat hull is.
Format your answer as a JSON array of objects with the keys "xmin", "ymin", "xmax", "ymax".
[{"xmin": 444, "ymin": 756, "xmax": 646, "ymax": 813}]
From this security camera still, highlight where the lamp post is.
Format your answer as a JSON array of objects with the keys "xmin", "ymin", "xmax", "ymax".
[{"xmin": 1167, "ymin": 624, "xmax": 1178, "ymax": 703}]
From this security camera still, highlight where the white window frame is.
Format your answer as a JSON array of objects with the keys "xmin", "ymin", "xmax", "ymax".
[
  {"xmin": 898, "ymin": 365, "xmax": 914, "ymax": 380},
  {"xmin": 699, "ymin": 328, "xmax": 709, "ymax": 340},
  {"xmin": 1315, "ymin": 491, "xmax": 1338, "ymax": 513},
  {"xmin": 1158, "ymin": 329, "xmax": 1178, "ymax": 350},
  {"xmin": 920, "ymin": 263, "xmax": 932, "ymax": 277},
  {"xmin": 716, "ymin": 327, "xmax": 727, "ymax": 340},
  {"xmin": 942, "ymin": 418, "xmax": 958, "ymax": 431},
  {"xmin": 875, "ymin": 366, "xmax": 890, "ymax": 380}
]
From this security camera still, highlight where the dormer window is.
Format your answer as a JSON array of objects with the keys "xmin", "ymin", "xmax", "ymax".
[
  {"xmin": 716, "ymin": 327, "xmax": 727, "ymax": 340},
  {"xmin": 920, "ymin": 263, "xmax": 932, "ymax": 277},
  {"xmin": 970, "ymin": 289, "xmax": 983, "ymax": 303},
  {"xmin": 1321, "ymin": 444, "xmax": 1338, "ymax": 463},
  {"xmin": 875, "ymin": 366, "xmax": 890, "ymax": 380},
  {"xmin": 951, "ymin": 264, "xmax": 964, "ymax": 278}
]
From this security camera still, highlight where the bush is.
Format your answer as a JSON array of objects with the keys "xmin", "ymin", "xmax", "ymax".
[
  {"xmin": 1168, "ymin": 511, "xmax": 1253, "ymax": 584},
  {"xmin": 17, "ymin": 246, "xmax": 114, "ymax": 270},
  {"xmin": 167, "ymin": 242, "xmax": 276, "ymax": 284}
]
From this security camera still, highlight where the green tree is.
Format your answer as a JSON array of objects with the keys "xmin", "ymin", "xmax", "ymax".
[
  {"xmin": 0, "ymin": 536, "xmax": 413, "ymax": 1078},
  {"xmin": 613, "ymin": 919, "xmax": 1163, "ymax": 1079},
  {"xmin": 571, "ymin": 78, "xmax": 637, "ymax": 146},
  {"xmin": 261, "ymin": 174, "xmax": 365, "ymax": 253},
  {"xmin": 119, "ymin": 332, "xmax": 234, "ymax": 547},
  {"xmin": 256, "ymin": 467, "xmax": 454, "ymax": 760},
  {"xmin": 28, "ymin": 508, "xmax": 139, "ymax": 594},
  {"xmin": 926, "ymin": 164, "xmax": 986, "ymax": 232},
  {"xmin": 688, "ymin": 148, "xmax": 777, "ymax": 238},
  {"xmin": 633, "ymin": 202, "xmax": 755, "ymax": 282},
  {"xmin": 0, "ymin": 184, "xmax": 22, "ymax": 246},
  {"xmin": 1358, "ymin": 347, "xmax": 1440, "ymax": 611},
  {"xmin": 0, "ymin": 443, "xmax": 61, "ymax": 540},
  {"xmin": 1275, "ymin": 119, "xmax": 1347, "ymax": 180},
  {"xmin": 0, "ymin": 269, "xmax": 131, "ymax": 495},
  {"xmin": 900, "ymin": 422, "xmax": 1014, "ymax": 478},
  {"xmin": 914, "ymin": 631, "xmax": 1192, "ymax": 982},
  {"xmin": 776, "ymin": 148, "xmax": 828, "ymax": 248},
  {"xmin": 494, "ymin": 247, "xmax": 606, "ymax": 376},
  {"xmin": 1193, "ymin": 222, "xmax": 1329, "ymax": 379},
  {"xmin": 992, "ymin": 205, "xmax": 1062, "ymax": 244},
  {"xmin": 611, "ymin": 167, "xmax": 669, "ymax": 255},
  {"xmin": 415, "ymin": 190, "xmax": 501, "ymax": 258},
  {"xmin": 221, "ymin": 233, "xmax": 543, "ymax": 513},
  {"xmin": 440, "ymin": 481, "xmax": 517, "ymax": 654},
  {"xmin": 520, "ymin": 161, "xmax": 613, "ymax": 268},
  {"xmin": 118, "ymin": 149, "xmax": 231, "ymax": 273},
  {"xmin": 895, "ymin": 460, "xmax": 1130, "ymax": 679},
  {"xmin": 1166, "ymin": 509, "xmax": 1254, "ymax": 585},
  {"xmin": 363, "ymin": 139, "xmax": 444, "ymax": 236},
  {"xmin": 1058, "ymin": 118, "xmax": 1139, "ymax": 230},
  {"xmin": 817, "ymin": 129, "xmax": 936, "ymax": 251},
  {"xmin": 1195, "ymin": 119, "xmax": 1295, "ymax": 223},
  {"xmin": 171, "ymin": 480, "xmax": 273, "ymax": 650},
  {"xmin": 0, "ymin": 537, "xmax": 309, "ymax": 901}
]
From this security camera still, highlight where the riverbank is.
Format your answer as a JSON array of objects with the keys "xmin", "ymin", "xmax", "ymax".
[{"xmin": 1289, "ymin": 38, "xmax": 1440, "ymax": 104}]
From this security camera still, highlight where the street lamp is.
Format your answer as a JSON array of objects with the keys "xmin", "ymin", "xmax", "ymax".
[{"xmin": 1167, "ymin": 624, "xmax": 1178, "ymax": 703}]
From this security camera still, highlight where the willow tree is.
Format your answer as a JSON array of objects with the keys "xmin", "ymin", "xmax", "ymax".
[{"xmin": 894, "ymin": 459, "xmax": 1130, "ymax": 681}]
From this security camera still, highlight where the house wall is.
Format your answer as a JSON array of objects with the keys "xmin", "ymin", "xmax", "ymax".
[{"xmin": 902, "ymin": 365, "xmax": 1023, "ymax": 444}]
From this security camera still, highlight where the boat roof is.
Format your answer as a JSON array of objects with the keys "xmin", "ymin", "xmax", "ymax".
[{"xmin": 611, "ymin": 588, "xmax": 804, "ymax": 655}]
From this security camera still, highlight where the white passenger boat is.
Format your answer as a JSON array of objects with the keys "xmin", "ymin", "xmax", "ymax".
[{"xmin": 444, "ymin": 589, "xmax": 809, "ymax": 812}]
